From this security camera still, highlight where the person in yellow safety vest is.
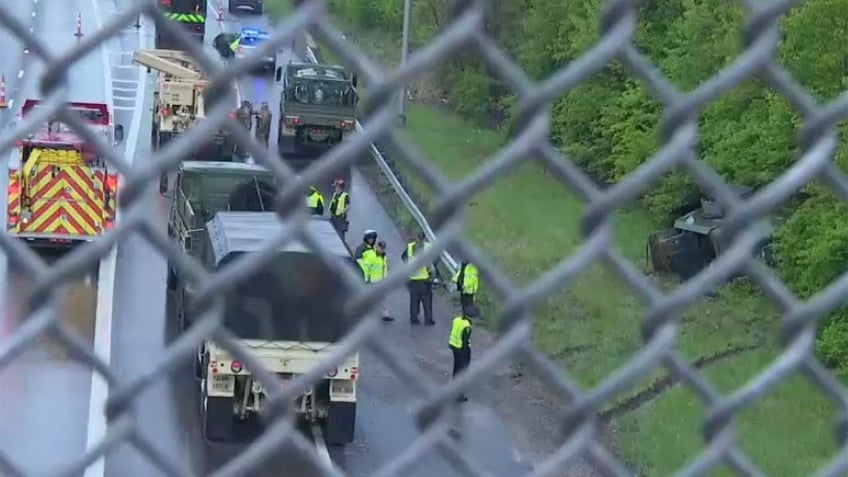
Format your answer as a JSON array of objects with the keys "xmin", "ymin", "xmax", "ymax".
[
  {"xmin": 452, "ymin": 261, "xmax": 479, "ymax": 316},
  {"xmin": 329, "ymin": 178, "xmax": 350, "ymax": 240},
  {"xmin": 401, "ymin": 231, "xmax": 439, "ymax": 326},
  {"xmin": 306, "ymin": 186, "xmax": 324, "ymax": 216},
  {"xmin": 357, "ymin": 241, "xmax": 393, "ymax": 321},
  {"xmin": 448, "ymin": 305, "xmax": 478, "ymax": 402}
]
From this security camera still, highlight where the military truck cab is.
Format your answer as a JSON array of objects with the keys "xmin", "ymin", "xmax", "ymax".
[{"xmin": 277, "ymin": 62, "xmax": 358, "ymax": 157}]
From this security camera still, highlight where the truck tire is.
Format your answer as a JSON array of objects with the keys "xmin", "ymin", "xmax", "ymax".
[
  {"xmin": 325, "ymin": 401, "xmax": 355, "ymax": 445},
  {"xmin": 203, "ymin": 395, "xmax": 233, "ymax": 441}
]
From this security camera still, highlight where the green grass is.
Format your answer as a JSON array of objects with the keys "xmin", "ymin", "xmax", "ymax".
[
  {"xmin": 266, "ymin": 3, "xmax": 843, "ymax": 473},
  {"xmin": 397, "ymin": 93, "xmax": 839, "ymax": 477}
]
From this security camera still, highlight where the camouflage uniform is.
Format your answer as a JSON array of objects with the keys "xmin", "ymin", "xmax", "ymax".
[
  {"xmin": 236, "ymin": 100, "xmax": 254, "ymax": 132},
  {"xmin": 234, "ymin": 100, "xmax": 254, "ymax": 159},
  {"xmin": 255, "ymin": 102, "xmax": 272, "ymax": 147}
]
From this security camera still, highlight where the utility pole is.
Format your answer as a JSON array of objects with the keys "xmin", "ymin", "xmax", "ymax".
[{"xmin": 399, "ymin": 0, "xmax": 412, "ymax": 127}]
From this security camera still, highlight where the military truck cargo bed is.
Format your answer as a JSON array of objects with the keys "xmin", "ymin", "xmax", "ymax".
[{"xmin": 205, "ymin": 212, "xmax": 358, "ymax": 343}]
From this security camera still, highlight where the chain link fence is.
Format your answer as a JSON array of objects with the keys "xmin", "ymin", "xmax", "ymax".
[{"xmin": 1, "ymin": 0, "xmax": 847, "ymax": 475}]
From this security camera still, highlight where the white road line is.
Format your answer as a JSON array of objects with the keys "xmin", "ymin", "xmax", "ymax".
[
  {"xmin": 113, "ymin": 106, "xmax": 136, "ymax": 111},
  {"xmin": 112, "ymin": 79, "xmax": 138, "ymax": 84},
  {"xmin": 113, "ymin": 65, "xmax": 137, "ymax": 70},
  {"xmin": 84, "ymin": 0, "xmax": 119, "ymax": 474},
  {"xmin": 113, "ymin": 87, "xmax": 136, "ymax": 92}
]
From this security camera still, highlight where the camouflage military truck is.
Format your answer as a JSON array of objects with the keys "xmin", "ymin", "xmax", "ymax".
[
  {"xmin": 647, "ymin": 185, "xmax": 774, "ymax": 280},
  {"xmin": 276, "ymin": 62, "xmax": 358, "ymax": 157}
]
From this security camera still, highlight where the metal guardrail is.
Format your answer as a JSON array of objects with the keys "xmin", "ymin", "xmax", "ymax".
[{"xmin": 304, "ymin": 36, "xmax": 460, "ymax": 275}]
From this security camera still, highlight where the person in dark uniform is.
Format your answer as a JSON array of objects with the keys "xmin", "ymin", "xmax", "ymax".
[
  {"xmin": 401, "ymin": 231, "xmax": 438, "ymax": 325},
  {"xmin": 448, "ymin": 306, "xmax": 477, "ymax": 402},
  {"xmin": 354, "ymin": 230, "xmax": 377, "ymax": 260},
  {"xmin": 329, "ymin": 178, "xmax": 350, "ymax": 240}
]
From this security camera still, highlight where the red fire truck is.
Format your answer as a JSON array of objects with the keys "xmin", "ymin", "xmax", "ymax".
[{"xmin": 6, "ymin": 100, "xmax": 123, "ymax": 247}]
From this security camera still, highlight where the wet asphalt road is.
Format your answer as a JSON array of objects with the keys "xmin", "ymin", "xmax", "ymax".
[{"xmin": 0, "ymin": 0, "xmax": 113, "ymax": 474}]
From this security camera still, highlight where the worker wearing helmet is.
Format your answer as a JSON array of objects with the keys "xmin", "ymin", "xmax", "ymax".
[
  {"xmin": 354, "ymin": 229, "xmax": 377, "ymax": 260},
  {"xmin": 329, "ymin": 178, "xmax": 350, "ymax": 240},
  {"xmin": 306, "ymin": 186, "xmax": 324, "ymax": 216},
  {"xmin": 357, "ymin": 240, "xmax": 394, "ymax": 322}
]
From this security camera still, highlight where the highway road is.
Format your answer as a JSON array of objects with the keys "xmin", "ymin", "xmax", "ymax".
[
  {"xmin": 0, "ymin": 0, "xmax": 113, "ymax": 475},
  {"xmin": 177, "ymin": 4, "xmax": 534, "ymax": 476}
]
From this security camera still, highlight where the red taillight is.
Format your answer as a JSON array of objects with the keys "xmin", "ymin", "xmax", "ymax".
[
  {"xmin": 211, "ymin": 366, "xmax": 218, "ymax": 375},
  {"xmin": 285, "ymin": 116, "xmax": 300, "ymax": 126},
  {"xmin": 159, "ymin": 0, "xmax": 172, "ymax": 6},
  {"xmin": 231, "ymin": 361, "xmax": 242, "ymax": 373},
  {"xmin": 161, "ymin": 106, "xmax": 170, "ymax": 116},
  {"xmin": 327, "ymin": 366, "xmax": 338, "ymax": 377},
  {"xmin": 340, "ymin": 120, "xmax": 354, "ymax": 130},
  {"xmin": 228, "ymin": 112, "xmax": 236, "ymax": 119},
  {"xmin": 8, "ymin": 183, "xmax": 19, "ymax": 195},
  {"xmin": 106, "ymin": 175, "xmax": 118, "ymax": 192}
]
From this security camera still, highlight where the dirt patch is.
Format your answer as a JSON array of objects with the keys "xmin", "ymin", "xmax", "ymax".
[{"xmin": 598, "ymin": 342, "xmax": 763, "ymax": 422}]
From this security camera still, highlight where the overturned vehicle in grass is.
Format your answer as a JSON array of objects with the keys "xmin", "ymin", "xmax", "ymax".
[{"xmin": 647, "ymin": 186, "xmax": 774, "ymax": 280}]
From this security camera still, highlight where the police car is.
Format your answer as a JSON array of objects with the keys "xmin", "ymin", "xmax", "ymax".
[{"xmin": 213, "ymin": 28, "xmax": 276, "ymax": 74}]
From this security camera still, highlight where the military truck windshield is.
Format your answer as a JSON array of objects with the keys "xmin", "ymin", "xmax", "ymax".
[{"xmin": 181, "ymin": 170, "xmax": 277, "ymax": 223}]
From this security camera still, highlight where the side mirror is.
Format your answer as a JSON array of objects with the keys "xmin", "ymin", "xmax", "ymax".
[
  {"xmin": 159, "ymin": 172, "xmax": 168, "ymax": 195},
  {"xmin": 352, "ymin": 74, "xmax": 358, "ymax": 88},
  {"xmin": 275, "ymin": 67, "xmax": 282, "ymax": 83},
  {"xmin": 113, "ymin": 124, "xmax": 125, "ymax": 145}
]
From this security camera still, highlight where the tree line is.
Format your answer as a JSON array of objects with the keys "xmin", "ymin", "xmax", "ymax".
[{"xmin": 329, "ymin": 0, "xmax": 848, "ymax": 370}]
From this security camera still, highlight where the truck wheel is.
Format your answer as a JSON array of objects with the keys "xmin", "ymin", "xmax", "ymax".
[
  {"xmin": 203, "ymin": 395, "xmax": 233, "ymax": 441},
  {"xmin": 325, "ymin": 401, "xmax": 356, "ymax": 445}
]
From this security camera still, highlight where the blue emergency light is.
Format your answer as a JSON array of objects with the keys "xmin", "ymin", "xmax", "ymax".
[{"xmin": 240, "ymin": 28, "xmax": 269, "ymax": 43}]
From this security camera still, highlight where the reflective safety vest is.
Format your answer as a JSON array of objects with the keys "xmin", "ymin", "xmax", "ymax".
[
  {"xmin": 331, "ymin": 191, "xmax": 349, "ymax": 217},
  {"xmin": 448, "ymin": 316, "xmax": 471, "ymax": 349},
  {"xmin": 357, "ymin": 249, "xmax": 387, "ymax": 283},
  {"xmin": 452, "ymin": 263, "xmax": 479, "ymax": 294},
  {"xmin": 165, "ymin": 12, "xmax": 205, "ymax": 23},
  {"xmin": 406, "ymin": 241, "xmax": 431, "ymax": 281},
  {"xmin": 306, "ymin": 191, "xmax": 324, "ymax": 209}
]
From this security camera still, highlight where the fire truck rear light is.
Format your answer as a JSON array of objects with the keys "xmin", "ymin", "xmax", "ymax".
[
  {"xmin": 327, "ymin": 366, "xmax": 338, "ymax": 377},
  {"xmin": 211, "ymin": 366, "xmax": 218, "ymax": 375},
  {"xmin": 340, "ymin": 120, "xmax": 354, "ymax": 129},
  {"xmin": 285, "ymin": 116, "xmax": 300, "ymax": 126},
  {"xmin": 231, "ymin": 361, "xmax": 242, "ymax": 373},
  {"xmin": 106, "ymin": 176, "xmax": 118, "ymax": 192}
]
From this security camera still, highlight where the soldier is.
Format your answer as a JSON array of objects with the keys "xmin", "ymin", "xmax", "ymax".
[
  {"xmin": 237, "ymin": 100, "xmax": 254, "ymax": 132},
  {"xmin": 234, "ymin": 100, "xmax": 254, "ymax": 160},
  {"xmin": 255, "ymin": 102, "xmax": 272, "ymax": 148}
]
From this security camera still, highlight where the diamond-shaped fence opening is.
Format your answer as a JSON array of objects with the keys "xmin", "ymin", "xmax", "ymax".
[{"xmin": 0, "ymin": 0, "xmax": 847, "ymax": 475}]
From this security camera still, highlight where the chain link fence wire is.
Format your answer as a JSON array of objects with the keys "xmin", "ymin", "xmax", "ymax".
[{"xmin": 0, "ymin": 0, "xmax": 847, "ymax": 475}]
